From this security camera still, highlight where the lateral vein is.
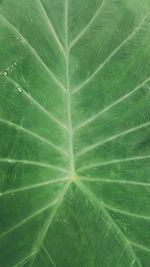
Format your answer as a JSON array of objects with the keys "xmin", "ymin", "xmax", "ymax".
[
  {"xmin": 73, "ymin": 14, "xmax": 149, "ymax": 94},
  {"xmin": 76, "ymin": 181, "xmax": 142, "ymax": 267},
  {"xmin": 69, "ymin": 0, "xmax": 107, "ymax": 49},
  {"xmin": 30, "ymin": 182, "xmax": 71, "ymax": 265},
  {"xmin": 0, "ymin": 178, "xmax": 68, "ymax": 197},
  {"xmin": 42, "ymin": 246, "xmax": 56, "ymax": 267},
  {"xmin": 78, "ymin": 155, "xmax": 150, "ymax": 172},
  {"xmin": 0, "ymin": 14, "xmax": 66, "ymax": 93},
  {"xmin": 74, "ymin": 76, "xmax": 150, "ymax": 131},
  {"xmin": 76, "ymin": 121, "xmax": 150, "ymax": 157},
  {"xmin": 80, "ymin": 177, "xmax": 150, "ymax": 187},
  {"xmin": 0, "ymin": 158, "xmax": 67, "ymax": 173},
  {"xmin": 102, "ymin": 202, "xmax": 150, "ymax": 220},
  {"xmin": 7, "ymin": 75, "xmax": 67, "ymax": 132},
  {"xmin": 37, "ymin": 0, "xmax": 66, "ymax": 56},
  {"xmin": 0, "ymin": 118, "xmax": 68, "ymax": 156},
  {"xmin": 0, "ymin": 200, "xmax": 58, "ymax": 239}
]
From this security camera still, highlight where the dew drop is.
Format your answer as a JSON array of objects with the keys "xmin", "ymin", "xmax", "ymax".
[
  {"xmin": 17, "ymin": 87, "xmax": 22, "ymax": 93},
  {"xmin": 14, "ymin": 62, "xmax": 17, "ymax": 66},
  {"xmin": 3, "ymin": 71, "xmax": 8, "ymax": 76}
]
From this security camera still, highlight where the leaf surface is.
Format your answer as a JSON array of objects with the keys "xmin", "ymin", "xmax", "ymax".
[{"xmin": 0, "ymin": 0, "xmax": 150, "ymax": 266}]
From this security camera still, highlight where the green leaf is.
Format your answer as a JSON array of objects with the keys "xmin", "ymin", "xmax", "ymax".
[{"xmin": 0, "ymin": 0, "xmax": 150, "ymax": 266}]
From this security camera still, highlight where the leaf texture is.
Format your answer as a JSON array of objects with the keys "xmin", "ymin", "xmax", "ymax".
[{"xmin": 0, "ymin": 0, "xmax": 150, "ymax": 266}]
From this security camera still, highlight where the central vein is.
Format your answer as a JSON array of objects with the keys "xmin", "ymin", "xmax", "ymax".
[{"xmin": 65, "ymin": 0, "xmax": 75, "ymax": 177}]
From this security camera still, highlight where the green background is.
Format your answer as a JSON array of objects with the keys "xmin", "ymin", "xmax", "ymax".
[{"xmin": 0, "ymin": 0, "xmax": 150, "ymax": 266}]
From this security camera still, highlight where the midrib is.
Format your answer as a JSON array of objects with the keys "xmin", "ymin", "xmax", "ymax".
[{"xmin": 65, "ymin": 0, "xmax": 75, "ymax": 176}]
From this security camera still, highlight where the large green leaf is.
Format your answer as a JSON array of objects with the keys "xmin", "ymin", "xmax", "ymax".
[{"xmin": 0, "ymin": 0, "xmax": 150, "ymax": 266}]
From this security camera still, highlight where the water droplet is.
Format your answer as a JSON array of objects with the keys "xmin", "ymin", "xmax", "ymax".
[
  {"xmin": 16, "ymin": 37, "xmax": 19, "ymax": 40},
  {"xmin": 3, "ymin": 71, "xmax": 8, "ymax": 76},
  {"xmin": 17, "ymin": 87, "xmax": 22, "ymax": 93},
  {"xmin": 14, "ymin": 62, "xmax": 17, "ymax": 66}
]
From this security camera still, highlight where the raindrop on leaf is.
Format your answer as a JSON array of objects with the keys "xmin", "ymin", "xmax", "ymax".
[
  {"xmin": 17, "ymin": 87, "xmax": 22, "ymax": 93},
  {"xmin": 3, "ymin": 71, "xmax": 8, "ymax": 76}
]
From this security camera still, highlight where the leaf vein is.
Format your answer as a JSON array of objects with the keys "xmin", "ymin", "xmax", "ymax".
[
  {"xmin": 42, "ymin": 246, "xmax": 56, "ymax": 267},
  {"xmin": 130, "ymin": 241, "xmax": 150, "ymax": 253},
  {"xmin": 0, "ymin": 158, "xmax": 67, "ymax": 173},
  {"xmin": 7, "ymin": 72, "xmax": 67, "ymax": 132},
  {"xmin": 76, "ymin": 181, "xmax": 142, "ymax": 267},
  {"xmin": 76, "ymin": 122, "xmax": 150, "ymax": 157},
  {"xmin": 0, "ymin": 118, "xmax": 68, "ymax": 156},
  {"xmin": 30, "ymin": 182, "xmax": 70, "ymax": 265},
  {"xmin": 80, "ymin": 177, "xmax": 150, "ymax": 187},
  {"xmin": 78, "ymin": 155, "xmax": 150, "ymax": 172},
  {"xmin": 0, "ymin": 178, "xmax": 68, "ymax": 197},
  {"xmin": 74, "ymin": 76, "xmax": 150, "ymax": 131},
  {"xmin": 37, "ymin": 0, "xmax": 66, "ymax": 56},
  {"xmin": 73, "ymin": 14, "xmax": 149, "ymax": 94},
  {"xmin": 102, "ymin": 202, "xmax": 150, "ymax": 220},
  {"xmin": 0, "ymin": 200, "xmax": 58, "ymax": 240},
  {"xmin": 0, "ymin": 14, "xmax": 66, "ymax": 93},
  {"xmin": 69, "ymin": 0, "xmax": 107, "ymax": 49}
]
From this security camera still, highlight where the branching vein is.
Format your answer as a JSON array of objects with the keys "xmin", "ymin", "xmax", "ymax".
[
  {"xmin": 0, "ymin": 200, "xmax": 58, "ymax": 240},
  {"xmin": 13, "ymin": 252, "xmax": 35, "ymax": 267},
  {"xmin": 130, "ymin": 241, "xmax": 150, "ymax": 253}
]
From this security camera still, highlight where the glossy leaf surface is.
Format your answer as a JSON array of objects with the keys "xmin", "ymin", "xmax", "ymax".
[{"xmin": 0, "ymin": 0, "xmax": 150, "ymax": 266}]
